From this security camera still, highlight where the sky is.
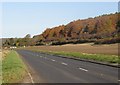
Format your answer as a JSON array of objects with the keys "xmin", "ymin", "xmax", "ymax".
[{"xmin": 1, "ymin": 2, "xmax": 118, "ymax": 38}]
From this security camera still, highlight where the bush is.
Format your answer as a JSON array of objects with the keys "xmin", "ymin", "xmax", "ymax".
[{"xmin": 94, "ymin": 37, "xmax": 120, "ymax": 44}]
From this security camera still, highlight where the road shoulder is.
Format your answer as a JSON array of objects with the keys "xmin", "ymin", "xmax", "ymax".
[{"xmin": 18, "ymin": 53, "xmax": 45, "ymax": 83}]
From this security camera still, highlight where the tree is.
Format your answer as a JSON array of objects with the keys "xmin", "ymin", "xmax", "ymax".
[
  {"xmin": 3, "ymin": 40, "xmax": 10, "ymax": 46},
  {"xmin": 9, "ymin": 38, "xmax": 15, "ymax": 46},
  {"xmin": 24, "ymin": 34, "xmax": 31, "ymax": 38}
]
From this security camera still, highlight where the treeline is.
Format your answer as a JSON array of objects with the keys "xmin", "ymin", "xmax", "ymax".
[
  {"xmin": 2, "ymin": 34, "xmax": 35, "ymax": 47},
  {"xmin": 2, "ymin": 34, "xmax": 45, "ymax": 47},
  {"xmin": 33, "ymin": 12, "xmax": 120, "ymax": 45},
  {"xmin": 2, "ymin": 12, "xmax": 120, "ymax": 47}
]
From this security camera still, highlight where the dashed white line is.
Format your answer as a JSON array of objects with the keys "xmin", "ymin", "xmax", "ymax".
[
  {"xmin": 78, "ymin": 67, "xmax": 88, "ymax": 72},
  {"xmin": 40, "ymin": 56, "xmax": 42, "ymax": 58},
  {"xmin": 61, "ymin": 62, "xmax": 68, "ymax": 66},
  {"xmin": 118, "ymin": 80, "xmax": 120, "ymax": 81},
  {"xmin": 51, "ymin": 59, "xmax": 56, "ymax": 62}
]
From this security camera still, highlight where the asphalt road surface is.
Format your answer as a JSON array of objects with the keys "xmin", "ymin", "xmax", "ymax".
[{"xmin": 17, "ymin": 50, "xmax": 119, "ymax": 83}]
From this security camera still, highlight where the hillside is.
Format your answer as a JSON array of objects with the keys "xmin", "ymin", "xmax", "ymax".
[
  {"xmin": 33, "ymin": 13, "xmax": 120, "ymax": 45},
  {"xmin": 2, "ymin": 13, "xmax": 120, "ymax": 47}
]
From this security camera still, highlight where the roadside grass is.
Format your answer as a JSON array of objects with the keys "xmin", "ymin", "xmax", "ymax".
[
  {"xmin": 2, "ymin": 50, "xmax": 27, "ymax": 83},
  {"xmin": 28, "ymin": 49, "xmax": 119, "ymax": 64},
  {"xmin": 2, "ymin": 50, "xmax": 10, "ymax": 60},
  {"xmin": 47, "ymin": 51, "xmax": 119, "ymax": 64},
  {"xmin": 0, "ymin": 51, "xmax": 2, "ymax": 84}
]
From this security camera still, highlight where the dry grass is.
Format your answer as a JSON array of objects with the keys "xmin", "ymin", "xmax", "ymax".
[
  {"xmin": 26, "ymin": 43, "xmax": 118, "ymax": 55},
  {"xmin": 2, "ymin": 50, "xmax": 10, "ymax": 60},
  {"xmin": 0, "ymin": 52, "xmax": 2, "ymax": 60}
]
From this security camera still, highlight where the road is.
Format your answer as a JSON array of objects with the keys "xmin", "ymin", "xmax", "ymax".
[{"xmin": 17, "ymin": 50, "xmax": 119, "ymax": 83}]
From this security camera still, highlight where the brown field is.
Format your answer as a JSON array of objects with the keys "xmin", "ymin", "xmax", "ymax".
[{"xmin": 26, "ymin": 43, "xmax": 118, "ymax": 55}]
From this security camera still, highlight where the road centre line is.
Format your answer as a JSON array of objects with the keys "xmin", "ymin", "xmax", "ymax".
[
  {"xmin": 40, "ymin": 56, "xmax": 42, "ymax": 58},
  {"xmin": 61, "ymin": 62, "xmax": 68, "ymax": 66},
  {"xmin": 51, "ymin": 59, "xmax": 56, "ymax": 61},
  {"xmin": 78, "ymin": 67, "xmax": 88, "ymax": 72}
]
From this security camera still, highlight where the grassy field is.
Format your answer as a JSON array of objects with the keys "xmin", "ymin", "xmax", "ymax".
[
  {"xmin": 22, "ymin": 43, "xmax": 119, "ymax": 64},
  {"xmin": 2, "ymin": 50, "xmax": 27, "ymax": 83},
  {"xmin": 25, "ymin": 43, "xmax": 118, "ymax": 55}
]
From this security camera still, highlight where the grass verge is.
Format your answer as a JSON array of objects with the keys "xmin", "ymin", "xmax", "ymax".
[
  {"xmin": 2, "ymin": 50, "xmax": 27, "ymax": 83},
  {"xmin": 29, "ymin": 49, "xmax": 119, "ymax": 64},
  {"xmin": 48, "ymin": 51, "xmax": 119, "ymax": 64}
]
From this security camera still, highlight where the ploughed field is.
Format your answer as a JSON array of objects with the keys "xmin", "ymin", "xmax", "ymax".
[{"xmin": 25, "ymin": 43, "xmax": 118, "ymax": 55}]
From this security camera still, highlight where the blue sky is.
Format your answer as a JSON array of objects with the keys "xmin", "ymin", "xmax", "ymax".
[{"xmin": 2, "ymin": 2, "xmax": 118, "ymax": 38}]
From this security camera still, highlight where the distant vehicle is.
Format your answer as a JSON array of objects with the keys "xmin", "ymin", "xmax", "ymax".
[{"xmin": 10, "ymin": 46, "xmax": 17, "ymax": 49}]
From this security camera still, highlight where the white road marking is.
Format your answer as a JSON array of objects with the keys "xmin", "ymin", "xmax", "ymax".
[
  {"xmin": 61, "ymin": 62, "xmax": 68, "ymax": 66},
  {"xmin": 27, "ymin": 71, "xmax": 34, "ymax": 83},
  {"xmin": 40, "ymin": 56, "xmax": 42, "ymax": 58},
  {"xmin": 118, "ymin": 80, "xmax": 120, "ymax": 81},
  {"xmin": 51, "ymin": 59, "xmax": 55, "ymax": 61},
  {"xmin": 78, "ymin": 67, "xmax": 88, "ymax": 72}
]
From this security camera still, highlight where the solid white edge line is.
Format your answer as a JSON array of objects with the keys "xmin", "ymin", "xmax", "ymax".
[
  {"xmin": 61, "ymin": 62, "xmax": 68, "ymax": 66},
  {"xmin": 78, "ymin": 67, "xmax": 88, "ymax": 72},
  {"xmin": 27, "ymin": 71, "xmax": 34, "ymax": 83}
]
